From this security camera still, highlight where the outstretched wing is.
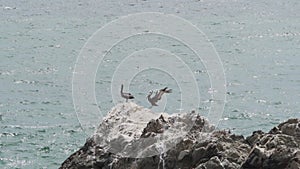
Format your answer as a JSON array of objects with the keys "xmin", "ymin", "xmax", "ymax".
[{"xmin": 157, "ymin": 87, "xmax": 172, "ymax": 100}]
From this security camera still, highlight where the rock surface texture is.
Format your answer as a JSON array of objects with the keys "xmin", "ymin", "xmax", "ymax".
[{"xmin": 60, "ymin": 103, "xmax": 300, "ymax": 169}]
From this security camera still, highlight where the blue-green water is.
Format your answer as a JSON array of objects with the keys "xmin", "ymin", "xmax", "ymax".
[{"xmin": 1, "ymin": 0, "xmax": 299, "ymax": 168}]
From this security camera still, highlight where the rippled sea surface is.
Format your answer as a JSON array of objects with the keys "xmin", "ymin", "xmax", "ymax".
[{"xmin": 1, "ymin": 0, "xmax": 299, "ymax": 168}]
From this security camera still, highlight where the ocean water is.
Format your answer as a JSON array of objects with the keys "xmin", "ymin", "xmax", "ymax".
[{"xmin": 1, "ymin": 0, "xmax": 299, "ymax": 168}]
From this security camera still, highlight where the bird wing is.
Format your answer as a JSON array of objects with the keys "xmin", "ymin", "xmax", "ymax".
[
  {"xmin": 156, "ymin": 90, "xmax": 164, "ymax": 100},
  {"xmin": 158, "ymin": 87, "xmax": 170, "ymax": 100},
  {"xmin": 161, "ymin": 87, "xmax": 168, "ymax": 91},
  {"xmin": 148, "ymin": 94, "xmax": 159, "ymax": 106}
]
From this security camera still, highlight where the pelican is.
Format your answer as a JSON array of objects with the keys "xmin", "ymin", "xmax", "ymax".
[
  {"xmin": 147, "ymin": 90, "xmax": 159, "ymax": 106},
  {"xmin": 147, "ymin": 87, "xmax": 172, "ymax": 106},
  {"xmin": 120, "ymin": 84, "xmax": 134, "ymax": 102}
]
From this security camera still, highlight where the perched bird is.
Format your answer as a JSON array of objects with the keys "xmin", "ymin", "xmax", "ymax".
[
  {"xmin": 147, "ymin": 87, "xmax": 172, "ymax": 107},
  {"xmin": 120, "ymin": 84, "xmax": 134, "ymax": 102}
]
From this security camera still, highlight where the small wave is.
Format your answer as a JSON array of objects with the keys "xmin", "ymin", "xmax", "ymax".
[
  {"xmin": 228, "ymin": 113, "xmax": 253, "ymax": 120},
  {"xmin": 19, "ymin": 100, "xmax": 36, "ymax": 105},
  {"xmin": 2, "ymin": 124, "xmax": 71, "ymax": 129},
  {"xmin": 257, "ymin": 99, "xmax": 267, "ymax": 104},
  {"xmin": 14, "ymin": 80, "xmax": 38, "ymax": 84},
  {"xmin": 39, "ymin": 146, "xmax": 50, "ymax": 153},
  {"xmin": 41, "ymin": 100, "xmax": 61, "ymax": 105},
  {"xmin": 27, "ymin": 67, "xmax": 58, "ymax": 75},
  {"xmin": 0, "ymin": 132, "xmax": 19, "ymax": 137},
  {"xmin": 3, "ymin": 6, "xmax": 16, "ymax": 10},
  {"xmin": 0, "ymin": 70, "xmax": 15, "ymax": 76},
  {"xmin": 243, "ymin": 31, "xmax": 300, "ymax": 40}
]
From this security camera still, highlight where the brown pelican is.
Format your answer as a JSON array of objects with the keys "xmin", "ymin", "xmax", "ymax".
[
  {"xmin": 120, "ymin": 84, "xmax": 134, "ymax": 102},
  {"xmin": 147, "ymin": 87, "xmax": 172, "ymax": 106},
  {"xmin": 147, "ymin": 90, "xmax": 159, "ymax": 106}
]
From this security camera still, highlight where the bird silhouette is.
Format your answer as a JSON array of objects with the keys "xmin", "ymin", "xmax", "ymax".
[
  {"xmin": 147, "ymin": 87, "xmax": 172, "ymax": 107},
  {"xmin": 120, "ymin": 84, "xmax": 134, "ymax": 102}
]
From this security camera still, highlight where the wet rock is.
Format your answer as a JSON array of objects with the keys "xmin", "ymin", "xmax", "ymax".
[
  {"xmin": 278, "ymin": 119, "xmax": 300, "ymax": 139},
  {"xmin": 178, "ymin": 150, "xmax": 190, "ymax": 161},
  {"xmin": 286, "ymin": 150, "xmax": 300, "ymax": 169},
  {"xmin": 246, "ymin": 130, "xmax": 264, "ymax": 146},
  {"xmin": 141, "ymin": 115, "xmax": 167, "ymax": 138},
  {"xmin": 195, "ymin": 156, "xmax": 224, "ymax": 169}
]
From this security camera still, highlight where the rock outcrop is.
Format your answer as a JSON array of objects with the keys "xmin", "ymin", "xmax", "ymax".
[
  {"xmin": 241, "ymin": 118, "xmax": 300, "ymax": 169},
  {"xmin": 60, "ymin": 103, "xmax": 300, "ymax": 169}
]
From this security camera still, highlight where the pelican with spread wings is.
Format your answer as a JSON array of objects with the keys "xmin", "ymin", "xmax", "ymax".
[{"xmin": 147, "ymin": 87, "xmax": 172, "ymax": 107}]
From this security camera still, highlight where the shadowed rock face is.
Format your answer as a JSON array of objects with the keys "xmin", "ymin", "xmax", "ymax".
[
  {"xmin": 60, "ymin": 103, "xmax": 300, "ymax": 169},
  {"xmin": 241, "ymin": 118, "xmax": 300, "ymax": 169}
]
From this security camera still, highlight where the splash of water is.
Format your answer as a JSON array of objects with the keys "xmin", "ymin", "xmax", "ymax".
[{"xmin": 157, "ymin": 142, "xmax": 166, "ymax": 169}]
